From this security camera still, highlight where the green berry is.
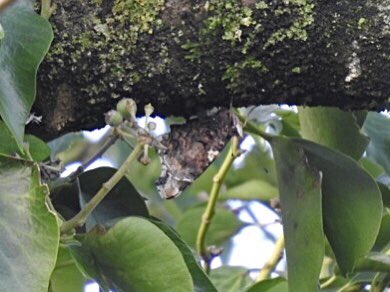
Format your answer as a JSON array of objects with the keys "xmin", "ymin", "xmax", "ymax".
[
  {"xmin": 116, "ymin": 98, "xmax": 137, "ymax": 120},
  {"xmin": 105, "ymin": 110, "xmax": 123, "ymax": 127},
  {"xmin": 147, "ymin": 121, "xmax": 157, "ymax": 131}
]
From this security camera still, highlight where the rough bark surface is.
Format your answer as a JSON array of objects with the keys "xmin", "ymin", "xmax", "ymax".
[{"xmin": 29, "ymin": 0, "xmax": 390, "ymax": 140}]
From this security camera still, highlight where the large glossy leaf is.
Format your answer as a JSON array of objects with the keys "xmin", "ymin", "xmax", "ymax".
[
  {"xmin": 151, "ymin": 219, "xmax": 217, "ymax": 292},
  {"xmin": 72, "ymin": 217, "xmax": 194, "ymax": 291},
  {"xmin": 49, "ymin": 246, "xmax": 89, "ymax": 292},
  {"xmin": 0, "ymin": 155, "xmax": 59, "ymax": 291},
  {"xmin": 79, "ymin": 167, "xmax": 149, "ymax": 231},
  {"xmin": 270, "ymin": 136, "xmax": 324, "ymax": 292},
  {"xmin": 176, "ymin": 206, "xmax": 245, "ymax": 249},
  {"xmin": 246, "ymin": 277, "xmax": 288, "ymax": 292},
  {"xmin": 298, "ymin": 107, "xmax": 368, "ymax": 160},
  {"xmin": 0, "ymin": 1, "xmax": 53, "ymax": 147},
  {"xmin": 210, "ymin": 266, "xmax": 253, "ymax": 292},
  {"xmin": 293, "ymin": 138, "xmax": 383, "ymax": 274},
  {"xmin": 363, "ymin": 112, "xmax": 390, "ymax": 175}
]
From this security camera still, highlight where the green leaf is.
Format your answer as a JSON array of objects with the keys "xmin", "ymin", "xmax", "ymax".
[
  {"xmin": 0, "ymin": 121, "xmax": 50, "ymax": 161},
  {"xmin": 270, "ymin": 136, "xmax": 324, "ymax": 292},
  {"xmin": 359, "ymin": 157, "xmax": 385, "ymax": 178},
  {"xmin": 210, "ymin": 266, "xmax": 253, "ymax": 292},
  {"xmin": 363, "ymin": 112, "xmax": 390, "ymax": 175},
  {"xmin": 378, "ymin": 183, "xmax": 390, "ymax": 208},
  {"xmin": 176, "ymin": 206, "xmax": 244, "ymax": 249},
  {"xmin": 275, "ymin": 109, "xmax": 301, "ymax": 138},
  {"xmin": 0, "ymin": 155, "xmax": 59, "ymax": 291},
  {"xmin": 222, "ymin": 179, "xmax": 278, "ymax": 201},
  {"xmin": 25, "ymin": 134, "xmax": 51, "ymax": 161},
  {"xmin": 0, "ymin": 120, "xmax": 19, "ymax": 155},
  {"xmin": 354, "ymin": 253, "xmax": 390, "ymax": 273},
  {"xmin": 293, "ymin": 138, "xmax": 383, "ymax": 274},
  {"xmin": 73, "ymin": 217, "xmax": 194, "ymax": 291},
  {"xmin": 298, "ymin": 107, "xmax": 369, "ymax": 160},
  {"xmin": 226, "ymin": 147, "xmax": 277, "ymax": 188},
  {"xmin": 47, "ymin": 132, "xmax": 85, "ymax": 164},
  {"xmin": 246, "ymin": 278, "xmax": 288, "ymax": 292},
  {"xmin": 50, "ymin": 179, "xmax": 81, "ymax": 220},
  {"xmin": 151, "ymin": 219, "xmax": 217, "ymax": 292},
  {"xmin": 79, "ymin": 167, "xmax": 149, "ymax": 231},
  {"xmin": 0, "ymin": 2, "xmax": 53, "ymax": 148},
  {"xmin": 49, "ymin": 246, "xmax": 89, "ymax": 292},
  {"xmin": 68, "ymin": 242, "xmax": 108, "ymax": 290},
  {"xmin": 373, "ymin": 211, "xmax": 390, "ymax": 251}
]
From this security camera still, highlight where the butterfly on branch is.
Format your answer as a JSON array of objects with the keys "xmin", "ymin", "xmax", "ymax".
[{"xmin": 156, "ymin": 108, "xmax": 237, "ymax": 199}]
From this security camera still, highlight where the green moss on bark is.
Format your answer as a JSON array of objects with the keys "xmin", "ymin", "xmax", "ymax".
[
  {"xmin": 180, "ymin": 0, "xmax": 315, "ymax": 93},
  {"xmin": 32, "ymin": 0, "xmax": 388, "ymax": 139},
  {"xmin": 44, "ymin": 0, "xmax": 166, "ymax": 104}
]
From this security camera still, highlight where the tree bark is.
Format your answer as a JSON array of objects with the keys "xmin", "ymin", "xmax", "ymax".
[{"xmin": 28, "ymin": 0, "xmax": 390, "ymax": 140}]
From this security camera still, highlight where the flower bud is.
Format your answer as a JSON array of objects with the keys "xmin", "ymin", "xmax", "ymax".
[
  {"xmin": 116, "ymin": 98, "xmax": 137, "ymax": 120},
  {"xmin": 105, "ymin": 110, "xmax": 123, "ymax": 127},
  {"xmin": 144, "ymin": 103, "xmax": 154, "ymax": 118}
]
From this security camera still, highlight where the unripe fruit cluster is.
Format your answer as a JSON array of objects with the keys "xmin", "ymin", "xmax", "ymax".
[
  {"xmin": 116, "ymin": 98, "xmax": 137, "ymax": 120},
  {"xmin": 105, "ymin": 98, "xmax": 138, "ymax": 127},
  {"xmin": 104, "ymin": 99, "xmax": 156, "ymax": 130},
  {"xmin": 105, "ymin": 110, "xmax": 123, "ymax": 127}
]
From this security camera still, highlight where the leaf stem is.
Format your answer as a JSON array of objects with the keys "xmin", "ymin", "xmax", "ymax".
[
  {"xmin": 256, "ymin": 235, "xmax": 285, "ymax": 282},
  {"xmin": 370, "ymin": 272, "xmax": 390, "ymax": 292},
  {"xmin": 60, "ymin": 143, "xmax": 143, "ymax": 234},
  {"xmin": 234, "ymin": 110, "xmax": 273, "ymax": 141},
  {"xmin": 320, "ymin": 275, "xmax": 337, "ymax": 289},
  {"xmin": 68, "ymin": 129, "xmax": 119, "ymax": 181},
  {"xmin": 196, "ymin": 136, "xmax": 240, "ymax": 273}
]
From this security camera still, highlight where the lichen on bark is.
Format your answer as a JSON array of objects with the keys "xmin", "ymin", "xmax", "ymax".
[{"xmin": 31, "ymin": 0, "xmax": 389, "ymax": 140}]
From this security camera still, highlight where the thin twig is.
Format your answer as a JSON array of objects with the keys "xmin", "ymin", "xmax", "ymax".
[
  {"xmin": 196, "ymin": 136, "xmax": 240, "ymax": 273},
  {"xmin": 60, "ymin": 143, "xmax": 143, "ymax": 234},
  {"xmin": 242, "ymin": 203, "xmax": 278, "ymax": 242},
  {"xmin": 68, "ymin": 129, "xmax": 119, "ymax": 181},
  {"xmin": 256, "ymin": 235, "xmax": 285, "ymax": 282}
]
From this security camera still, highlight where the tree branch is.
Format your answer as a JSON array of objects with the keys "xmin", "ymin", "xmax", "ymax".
[{"xmin": 29, "ymin": 0, "xmax": 390, "ymax": 140}]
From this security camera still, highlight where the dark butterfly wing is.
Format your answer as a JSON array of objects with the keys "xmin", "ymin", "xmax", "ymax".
[{"xmin": 156, "ymin": 108, "xmax": 236, "ymax": 199}]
